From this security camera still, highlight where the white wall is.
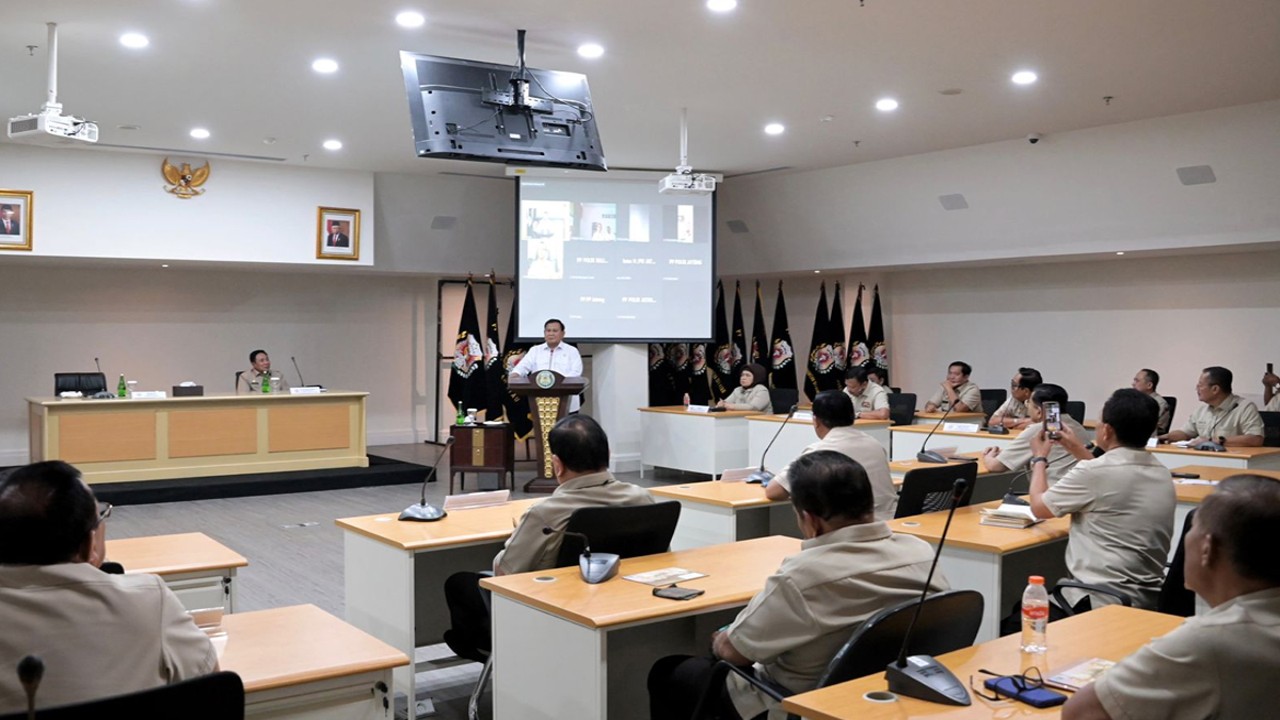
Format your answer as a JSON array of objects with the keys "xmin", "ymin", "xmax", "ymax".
[
  {"xmin": 717, "ymin": 100, "xmax": 1280, "ymax": 275},
  {"xmin": 373, "ymin": 172, "xmax": 515, "ymax": 275},
  {"xmin": 0, "ymin": 264, "xmax": 435, "ymax": 465},
  {"xmin": 0, "ymin": 144, "xmax": 375, "ymax": 266}
]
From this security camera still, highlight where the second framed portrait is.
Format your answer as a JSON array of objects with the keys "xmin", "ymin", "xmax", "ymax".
[
  {"xmin": 316, "ymin": 206, "xmax": 360, "ymax": 260},
  {"xmin": 0, "ymin": 189, "xmax": 33, "ymax": 252}
]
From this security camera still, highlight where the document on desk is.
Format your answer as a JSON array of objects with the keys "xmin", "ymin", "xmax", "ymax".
[{"xmin": 623, "ymin": 567, "xmax": 708, "ymax": 586}]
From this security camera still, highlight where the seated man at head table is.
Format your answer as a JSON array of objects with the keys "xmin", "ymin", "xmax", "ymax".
[
  {"xmin": 982, "ymin": 383, "xmax": 1091, "ymax": 485},
  {"xmin": 509, "ymin": 317, "xmax": 584, "ymax": 412},
  {"xmin": 1132, "ymin": 367, "xmax": 1172, "ymax": 436},
  {"xmin": 237, "ymin": 348, "xmax": 291, "ymax": 393},
  {"xmin": 1026, "ymin": 389, "xmax": 1174, "ymax": 612},
  {"xmin": 988, "ymin": 366, "xmax": 1042, "ymax": 430},
  {"xmin": 922, "ymin": 360, "xmax": 981, "ymax": 413},
  {"xmin": 648, "ymin": 451, "xmax": 949, "ymax": 720},
  {"xmin": 842, "ymin": 366, "xmax": 890, "ymax": 421},
  {"xmin": 866, "ymin": 367, "xmax": 892, "ymax": 391},
  {"xmin": 1263, "ymin": 367, "xmax": 1280, "ymax": 411},
  {"xmin": 717, "ymin": 363, "xmax": 772, "ymax": 412},
  {"xmin": 1158, "ymin": 366, "xmax": 1264, "ymax": 448},
  {"xmin": 1062, "ymin": 475, "xmax": 1280, "ymax": 720},
  {"xmin": 0, "ymin": 462, "xmax": 218, "ymax": 712},
  {"xmin": 765, "ymin": 390, "xmax": 897, "ymax": 521},
  {"xmin": 442, "ymin": 414, "xmax": 652, "ymax": 660}
]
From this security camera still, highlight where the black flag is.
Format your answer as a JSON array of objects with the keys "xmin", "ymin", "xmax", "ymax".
[
  {"xmin": 847, "ymin": 284, "xmax": 870, "ymax": 371},
  {"xmin": 483, "ymin": 278, "xmax": 505, "ymax": 421},
  {"xmin": 666, "ymin": 343, "xmax": 692, "ymax": 402},
  {"xmin": 648, "ymin": 343, "xmax": 679, "ymax": 406},
  {"xmin": 687, "ymin": 342, "xmax": 713, "ymax": 405},
  {"xmin": 804, "ymin": 281, "xmax": 833, "ymax": 401},
  {"xmin": 730, "ymin": 280, "xmax": 748, "ymax": 381},
  {"xmin": 828, "ymin": 281, "xmax": 847, "ymax": 382},
  {"xmin": 769, "ymin": 281, "xmax": 798, "ymax": 391},
  {"xmin": 750, "ymin": 281, "xmax": 769, "ymax": 385},
  {"xmin": 500, "ymin": 294, "xmax": 534, "ymax": 439},
  {"xmin": 711, "ymin": 280, "xmax": 734, "ymax": 400},
  {"xmin": 447, "ymin": 279, "xmax": 487, "ymax": 413},
  {"xmin": 869, "ymin": 283, "xmax": 889, "ymax": 381}
]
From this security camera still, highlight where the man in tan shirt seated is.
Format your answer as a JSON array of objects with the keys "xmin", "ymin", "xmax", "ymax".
[
  {"xmin": 843, "ymin": 366, "xmax": 890, "ymax": 420},
  {"xmin": 988, "ymin": 367, "xmax": 1041, "ymax": 430},
  {"xmin": 1132, "ymin": 368, "xmax": 1172, "ymax": 435},
  {"xmin": 648, "ymin": 451, "xmax": 947, "ymax": 720},
  {"xmin": 982, "ymin": 383, "xmax": 1090, "ymax": 485},
  {"xmin": 1063, "ymin": 474, "xmax": 1280, "ymax": 720},
  {"xmin": 923, "ymin": 360, "xmax": 981, "ymax": 413},
  {"xmin": 1158, "ymin": 366, "xmax": 1263, "ymax": 447},
  {"xmin": 237, "ymin": 349, "xmax": 291, "ymax": 393},
  {"xmin": 1262, "ymin": 368, "xmax": 1280, "ymax": 411}
]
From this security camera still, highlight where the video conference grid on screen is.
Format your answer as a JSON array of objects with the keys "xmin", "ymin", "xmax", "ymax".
[{"xmin": 517, "ymin": 177, "xmax": 715, "ymax": 342}]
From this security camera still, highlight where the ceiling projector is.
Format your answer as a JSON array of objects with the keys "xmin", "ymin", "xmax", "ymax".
[
  {"xmin": 7, "ymin": 110, "xmax": 99, "ymax": 146},
  {"xmin": 658, "ymin": 171, "xmax": 716, "ymax": 195}
]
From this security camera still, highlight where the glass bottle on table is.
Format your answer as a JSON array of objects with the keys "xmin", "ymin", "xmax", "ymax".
[{"xmin": 116, "ymin": 374, "xmax": 127, "ymax": 398}]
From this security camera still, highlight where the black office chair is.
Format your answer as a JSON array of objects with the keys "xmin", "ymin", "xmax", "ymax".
[
  {"xmin": 979, "ymin": 388, "xmax": 1007, "ymax": 422},
  {"xmin": 887, "ymin": 392, "xmax": 917, "ymax": 427},
  {"xmin": 53, "ymin": 372, "xmax": 107, "ymax": 396},
  {"xmin": 1260, "ymin": 411, "xmax": 1280, "ymax": 448},
  {"xmin": 889, "ymin": 386, "xmax": 901, "ymax": 394},
  {"xmin": 770, "ymin": 387, "xmax": 799, "ymax": 414},
  {"xmin": 0, "ymin": 669, "xmax": 245, "ymax": 720},
  {"xmin": 464, "ymin": 501, "xmax": 682, "ymax": 720},
  {"xmin": 894, "ymin": 462, "xmax": 978, "ymax": 518},
  {"xmin": 1063, "ymin": 400, "xmax": 1086, "ymax": 425},
  {"xmin": 691, "ymin": 590, "xmax": 984, "ymax": 720},
  {"xmin": 234, "ymin": 371, "xmax": 244, "ymax": 392},
  {"xmin": 1161, "ymin": 396, "xmax": 1178, "ymax": 436}
]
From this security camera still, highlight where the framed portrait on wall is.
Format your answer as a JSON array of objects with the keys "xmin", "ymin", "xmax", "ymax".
[
  {"xmin": 316, "ymin": 206, "xmax": 360, "ymax": 260},
  {"xmin": 0, "ymin": 189, "xmax": 33, "ymax": 251}
]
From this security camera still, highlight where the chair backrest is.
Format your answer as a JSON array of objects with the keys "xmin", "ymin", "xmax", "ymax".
[
  {"xmin": 0, "ymin": 670, "xmax": 245, "ymax": 720},
  {"xmin": 771, "ymin": 387, "xmax": 799, "ymax": 414},
  {"xmin": 1161, "ymin": 395, "xmax": 1178, "ymax": 435},
  {"xmin": 53, "ymin": 372, "xmax": 107, "ymax": 396},
  {"xmin": 1063, "ymin": 400, "xmax": 1086, "ymax": 424},
  {"xmin": 1260, "ymin": 411, "xmax": 1280, "ymax": 448},
  {"xmin": 553, "ymin": 501, "xmax": 682, "ymax": 567},
  {"xmin": 895, "ymin": 462, "xmax": 978, "ymax": 518},
  {"xmin": 979, "ymin": 388, "xmax": 1007, "ymax": 420},
  {"xmin": 887, "ymin": 392, "xmax": 917, "ymax": 427},
  {"xmin": 1157, "ymin": 507, "xmax": 1197, "ymax": 616},
  {"xmin": 818, "ymin": 589, "xmax": 984, "ymax": 687},
  {"xmin": 234, "ymin": 370, "xmax": 244, "ymax": 392},
  {"xmin": 889, "ymin": 386, "xmax": 901, "ymax": 394}
]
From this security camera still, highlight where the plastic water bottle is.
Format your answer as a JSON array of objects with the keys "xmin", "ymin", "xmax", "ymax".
[{"xmin": 1021, "ymin": 575, "xmax": 1049, "ymax": 653}]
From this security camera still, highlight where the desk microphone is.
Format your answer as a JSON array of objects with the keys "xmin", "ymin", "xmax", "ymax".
[
  {"xmin": 885, "ymin": 478, "xmax": 971, "ymax": 706},
  {"xmin": 917, "ymin": 399, "xmax": 958, "ymax": 464},
  {"xmin": 18, "ymin": 655, "xmax": 43, "ymax": 720},
  {"xmin": 291, "ymin": 356, "xmax": 306, "ymax": 387},
  {"xmin": 542, "ymin": 526, "xmax": 620, "ymax": 584},
  {"xmin": 94, "ymin": 356, "xmax": 103, "ymax": 374},
  {"xmin": 398, "ymin": 437, "xmax": 455, "ymax": 522},
  {"xmin": 747, "ymin": 404, "xmax": 798, "ymax": 485}
]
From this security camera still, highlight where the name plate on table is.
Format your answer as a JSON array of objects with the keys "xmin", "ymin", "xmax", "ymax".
[
  {"xmin": 686, "ymin": 405, "xmax": 711, "ymax": 414},
  {"xmin": 793, "ymin": 411, "xmax": 813, "ymax": 421},
  {"xmin": 289, "ymin": 386, "xmax": 323, "ymax": 395},
  {"xmin": 943, "ymin": 422, "xmax": 981, "ymax": 433},
  {"xmin": 443, "ymin": 490, "xmax": 511, "ymax": 511},
  {"xmin": 130, "ymin": 391, "xmax": 167, "ymax": 399},
  {"xmin": 718, "ymin": 467, "xmax": 755, "ymax": 483}
]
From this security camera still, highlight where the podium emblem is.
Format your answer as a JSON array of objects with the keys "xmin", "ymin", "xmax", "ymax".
[{"xmin": 534, "ymin": 369, "xmax": 556, "ymax": 389}]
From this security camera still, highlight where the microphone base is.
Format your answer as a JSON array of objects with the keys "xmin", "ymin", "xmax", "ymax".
[
  {"xmin": 885, "ymin": 656, "xmax": 970, "ymax": 706},
  {"xmin": 398, "ymin": 503, "xmax": 448, "ymax": 522},
  {"xmin": 745, "ymin": 470, "xmax": 774, "ymax": 485},
  {"xmin": 985, "ymin": 425, "xmax": 1009, "ymax": 435},
  {"xmin": 916, "ymin": 451, "xmax": 949, "ymax": 464},
  {"xmin": 580, "ymin": 553, "xmax": 620, "ymax": 584}
]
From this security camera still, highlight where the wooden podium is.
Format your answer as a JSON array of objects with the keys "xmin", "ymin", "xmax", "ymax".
[{"xmin": 508, "ymin": 371, "xmax": 588, "ymax": 493}]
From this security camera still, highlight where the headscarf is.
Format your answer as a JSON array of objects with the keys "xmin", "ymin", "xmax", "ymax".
[{"xmin": 741, "ymin": 363, "xmax": 767, "ymax": 389}]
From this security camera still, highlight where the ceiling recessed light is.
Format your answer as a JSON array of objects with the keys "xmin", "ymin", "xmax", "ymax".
[
  {"xmin": 577, "ymin": 43, "xmax": 604, "ymax": 59},
  {"xmin": 395, "ymin": 11, "xmax": 425, "ymax": 28},
  {"xmin": 119, "ymin": 33, "xmax": 149, "ymax": 49},
  {"xmin": 323, "ymin": 139, "xmax": 343, "ymax": 151},
  {"xmin": 764, "ymin": 123, "xmax": 785, "ymax": 135},
  {"xmin": 875, "ymin": 98, "xmax": 899, "ymax": 112},
  {"xmin": 707, "ymin": 0, "xmax": 738, "ymax": 12},
  {"xmin": 814, "ymin": 270, "xmax": 821, "ymax": 274},
  {"xmin": 312, "ymin": 58, "xmax": 339, "ymax": 74},
  {"xmin": 1116, "ymin": 251, "xmax": 1126, "ymax": 256},
  {"xmin": 1011, "ymin": 70, "xmax": 1038, "ymax": 85},
  {"xmin": 189, "ymin": 127, "xmax": 210, "ymax": 139},
  {"xmin": 161, "ymin": 264, "xmax": 170, "ymax": 268}
]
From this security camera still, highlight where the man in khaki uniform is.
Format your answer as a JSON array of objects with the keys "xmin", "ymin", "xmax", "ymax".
[
  {"xmin": 923, "ymin": 361, "xmax": 981, "ymax": 413},
  {"xmin": 1261, "ymin": 368, "xmax": 1279, "ymax": 411},
  {"xmin": 1132, "ymin": 368, "xmax": 1172, "ymax": 435},
  {"xmin": 443, "ymin": 414, "xmax": 652, "ymax": 659},
  {"xmin": 843, "ymin": 366, "xmax": 889, "ymax": 420},
  {"xmin": 1159, "ymin": 366, "xmax": 1263, "ymax": 447},
  {"xmin": 1027, "ymin": 389, "xmax": 1175, "ymax": 610},
  {"xmin": 983, "ymin": 384, "xmax": 1089, "ymax": 485},
  {"xmin": 648, "ymin": 451, "xmax": 947, "ymax": 720},
  {"xmin": 766, "ymin": 390, "xmax": 897, "ymax": 521},
  {"xmin": 237, "ymin": 349, "xmax": 291, "ymax": 393},
  {"xmin": 989, "ymin": 367, "xmax": 1042, "ymax": 429},
  {"xmin": 1062, "ymin": 475, "xmax": 1280, "ymax": 720}
]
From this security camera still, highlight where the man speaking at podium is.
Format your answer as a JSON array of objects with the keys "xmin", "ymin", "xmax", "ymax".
[{"xmin": 509, "ymin": 318, "xmax": 584, "ymax": 412}]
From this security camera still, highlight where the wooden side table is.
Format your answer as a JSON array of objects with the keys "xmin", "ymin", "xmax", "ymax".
[{"xmin": 449, "ymin": 424, "xmax": 515, "ymax": 493}]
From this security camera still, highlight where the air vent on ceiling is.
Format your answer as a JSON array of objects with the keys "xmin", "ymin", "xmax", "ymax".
[
  {"xmin": 938, "ymin": 193, "xmax": 969, "ymax": 210},
  {"xmin": 726, "ymin": 220, "xmax": 750, "ymax": 234},
  {"xmin": 1176, "ymin": 165, "xmax": 1216, "ymax": 186},
  {"xmin": 431, "ymin": 216, "xmax": 457, "ymax": 230}
]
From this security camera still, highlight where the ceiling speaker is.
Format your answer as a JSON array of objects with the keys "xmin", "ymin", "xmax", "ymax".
[
  {"xmin": 431, "ymin": 215, "xmax": 457, "ymax": 230},
  {"xmin": 938, "ymin": 193, "xmax": 969, "ymax": 210},
  {"xmin": 726, "ymin": 220, "xmax": 750, "ymax": 234},
  {"xmin": 1176, "ymin": 165, "xmax": 1216, "ymax": 186}
]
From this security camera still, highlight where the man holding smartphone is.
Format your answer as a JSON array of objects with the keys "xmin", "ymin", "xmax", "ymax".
[
  {"xmin": 983, "ymin": 384, "xmax": 1088, "ymax": 485},
  {"xmin": 1262, "ymin": 363, "xmax": 1279, "ymax": 411},
  {"xmin": 1158, "ymin": 366, "xmax": 1264, "ymax": 447}
]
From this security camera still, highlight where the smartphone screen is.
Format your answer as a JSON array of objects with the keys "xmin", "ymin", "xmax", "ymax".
[{"xmin": 1043, "ymin": 401, "xmax": 1063, "ymax": 434}]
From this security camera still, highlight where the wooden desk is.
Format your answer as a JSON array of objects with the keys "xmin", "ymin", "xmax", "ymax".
[
  {"xmin": 220, "ymin": 604, "xmax": 409, "ymax": 720},
  {"xmin": 783, "ymin": 605, "xmax": 1182, "ymax": 720},
  {"xmin": 1167, "ymin": 465, "xmax": 1280, "ymax": 553},
  {"xmin": 27, "ymin": 392, "xmax": 368, "ymax": 484},
  {"xmin": 106, "ymin": 532, "xmax": 247, "ymax": 612},
  {"xmin": 639, "ymin": 405, "xmax": 756, "ymax": 476},
  {"xmin": 336, "ymin": 499, "xmax": 538, "ymax": 719},
  {"xmin": 650, "ymin": 481, "xmax": 800, "ymax": 550},
  {"xmin": 890, "ymin": 500, "xmax": 1071, "ymax": 642},
  {"xmin": 891, "ymin": 425, "xmax": 1018, "ymax": 461},
  {"xmin": 912, "ymin": 411, "xmax": 988, "ymax": 427},
  {"xmin": 747, "ymin": 413, "xmax": 892, "ymax": 462},
  {"xmin": 1150, "ymin": 444, "xmax": 1280, "ymax": 471},
  {"xmin": 482, "ymin": 535, "xmax": 802, "ymax": 720},
  {"xmin": 449, "ymin": 423, "xmax": 515, "ymax": 492}
]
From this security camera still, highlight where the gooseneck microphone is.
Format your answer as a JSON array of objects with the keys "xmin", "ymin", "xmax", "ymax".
[
  {"xmin": 94, "ymin": 357, "xmax": 102, "ymax": 374},
  {"xmin": 542, "ymin": 526, "xmax": 620, "ymax": 584},
  {"xmin": 916, "ymin": 396, "xmax": 958, "ymax": 464},
  {"xmin": 398, "ymin": 436, "xmax": 455, "ymax": 522},
  {"xmin": 291, "ymin": 356, "xmax": 306, "ymax": 387},
  {"xmin": 884, "ymin": 478, "xmax": 971, "ymax": 706},
  {"xmin": 747, "ymin": 404, "xmax": 798, "ymax": 485},
  {"xmin": 18, "ymin": 655, "xmax": 44, "ymax": 720}
]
